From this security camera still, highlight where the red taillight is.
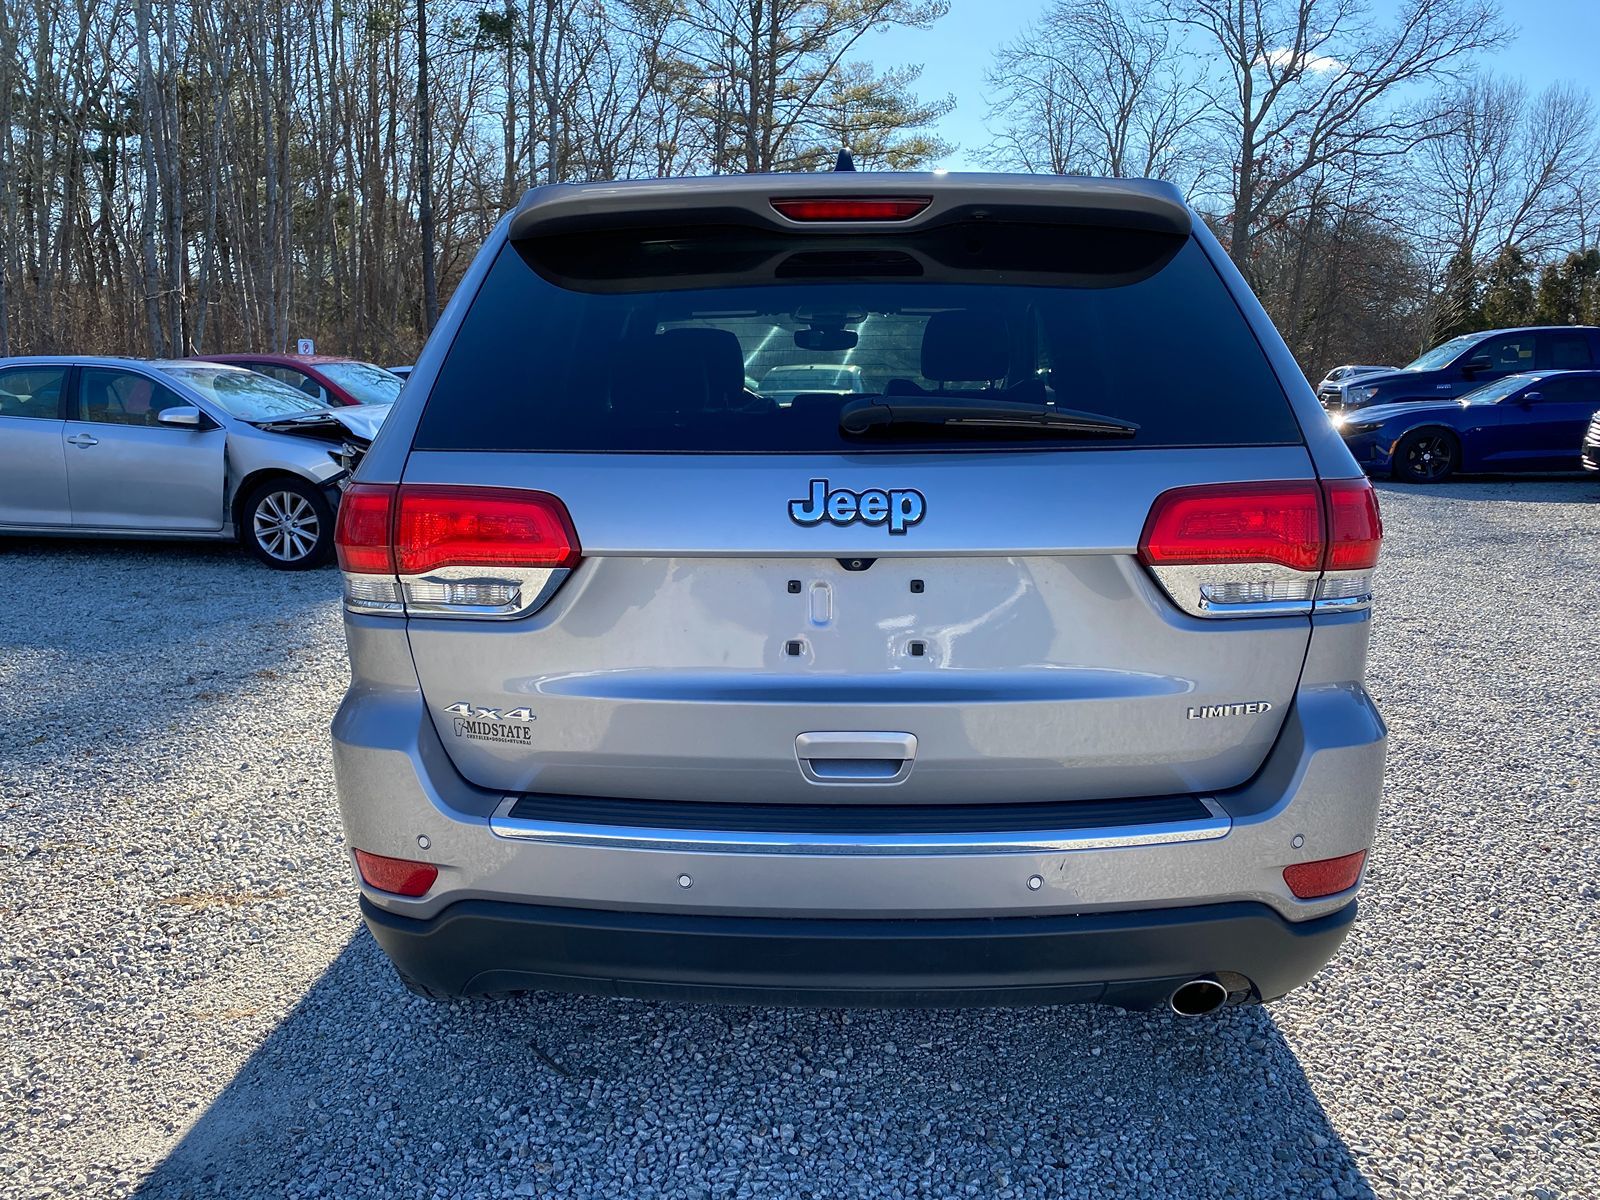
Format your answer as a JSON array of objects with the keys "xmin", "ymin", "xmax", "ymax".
[
  {"xmin": 334, "ymin": 483, "xmax": 397, "ymax": 574},
  {"xmin": 771, "ymin": 196, "xmax": 932, "ymax": 222},
  {"xmin": 1323, "ymin": 478, "xmax": 1383, "ymax": 571},
  {"xmin": 1283, "ymin": 850, "xmax": 1367, "ymax": 899},
  {"xmin": 354, "ymin": 849, "xmax": 439, "ymax": 897},
  {"xmin": 336, "ymin": 484, "xmax": 580, "ymax": 618},
  {"xmin": 1139, "ymin": 482, "xmax": 1323, "ymax": 572},
  {"xmin": 394, "ymin": 485, "xmax": 580, "ymax": 575},
  {"xmin": 1138, "ymin": 478, "xmax": 1382, "ymax": 617}
]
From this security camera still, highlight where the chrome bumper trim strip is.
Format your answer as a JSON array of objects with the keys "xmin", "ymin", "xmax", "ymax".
[{"xmin": 487, "ymin": 798, "xmax": 1232, "ymax": 856}]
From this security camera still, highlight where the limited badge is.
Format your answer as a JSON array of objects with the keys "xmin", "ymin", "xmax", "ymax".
[{"xmin": 1185, "ymin": 701, "xmax": 1273, "ymax": 719}]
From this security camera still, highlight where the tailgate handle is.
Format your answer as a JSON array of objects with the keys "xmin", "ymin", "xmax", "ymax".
[{"xmin": 796, "ymin": 732, "xmax": 916, "ymax": 785}]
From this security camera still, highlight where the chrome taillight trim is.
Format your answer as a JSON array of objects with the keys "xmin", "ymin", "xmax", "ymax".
[
  {"xmin": 401, "ymin": 566, "xmax": 568, "ymax": 619},
  {"xmin": 341, "ymin": 573, "xmax": 404, "ymax": 614},
  {"xmin": 1312, "ymin": 568, "xmax": 1374, "ymax": 613},
  {"xmin": 1147, "ymin": 562, "xmax": 1375, "ymax": 619},
  {"xmin": 1149, "ymin": 562, "xmax": 1317, "ymax": 619},
  {"xmin": 341, "ymin": 566, "xmax": 570, "ymax": 619},
  {"xmin": 1140, "ymin": 477, "xmax": 1382, "ymax": 620}
]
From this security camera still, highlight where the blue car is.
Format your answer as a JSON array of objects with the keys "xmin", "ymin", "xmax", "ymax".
[
  {"xmin": 1318, "ymin": 325, "xmax": 1600, "ymax": 416},
  {"xmin": 1335, "ymin": 370, "xmax": 1600, "ymax": 482}
]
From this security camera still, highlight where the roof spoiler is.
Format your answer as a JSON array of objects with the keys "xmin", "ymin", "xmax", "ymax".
[{"xmin": 507, "ymin": 172, "xmax": 1192, "ymax": 241}]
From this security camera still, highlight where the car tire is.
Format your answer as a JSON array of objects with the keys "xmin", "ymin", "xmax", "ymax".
[
  {"xmin": 1392, "ymin": 428, "xmax": 1459, "ymax": 484},
  {"xmin": 241, "ymin": 477, "xmax": 335, "ymax": 569}
]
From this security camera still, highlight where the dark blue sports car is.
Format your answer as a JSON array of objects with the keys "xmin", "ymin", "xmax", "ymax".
[{"xmin": 1334, "ymin": 370, "xmax": 1600, "ymax": 482}]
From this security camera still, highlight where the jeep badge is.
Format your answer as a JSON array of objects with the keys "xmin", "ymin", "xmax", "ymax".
[{"xmin": 788, "ymin": 478, "xmax": 926, "ymax": 535}]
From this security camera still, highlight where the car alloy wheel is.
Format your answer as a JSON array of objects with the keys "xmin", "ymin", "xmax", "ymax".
[
  {"xmin": 254, "ymin": 489, "xmax": 321, "ymax": 562},
  {"xmin": 245, "ymin": 479, "xmax": 334, "ymax": 570},
  {"xmin": 1398, "ymin": 431, "xmax": 1457, "ymax": 483}
]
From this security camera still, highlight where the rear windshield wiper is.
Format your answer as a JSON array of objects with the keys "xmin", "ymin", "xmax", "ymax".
[{"xmin": 839, "ymin": 396, "xmax": 1139, "ymax": 438}]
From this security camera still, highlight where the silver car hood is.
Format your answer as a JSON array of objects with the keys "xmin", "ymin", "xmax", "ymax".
[{"xmin": 329, "ymin": 404, "xmax": 391, "ymax": 440}]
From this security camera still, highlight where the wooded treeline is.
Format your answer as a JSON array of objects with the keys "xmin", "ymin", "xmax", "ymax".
[
  {"xmin": 987, "ymin": 0, "xmax": 1600, "ymax": 373},
  {"xmin": 1, "ymin": 0, "xmax": 1596, "ymax": 378},
  {"xmin": 0, "ymin": 0, "xmax": 951, "ymax": 361}
]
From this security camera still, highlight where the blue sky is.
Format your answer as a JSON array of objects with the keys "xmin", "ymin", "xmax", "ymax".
[{"xmin": 862, "ymin": 0, "xmax": 1600, "ymax": 169}]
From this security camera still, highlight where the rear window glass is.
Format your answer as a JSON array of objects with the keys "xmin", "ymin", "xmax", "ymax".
[
  {"xmin": 762, "ymin": 366, "xmax": 865, "ymax": 393},
  {"xmin": 415, "ymin": 222, "xmax": 1300, "ymax": 453}
]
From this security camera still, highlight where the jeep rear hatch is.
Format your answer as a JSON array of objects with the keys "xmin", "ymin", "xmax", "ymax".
[{"xmin": 366, "ymin": 176, "xmax": 1356, "ymax": 806}]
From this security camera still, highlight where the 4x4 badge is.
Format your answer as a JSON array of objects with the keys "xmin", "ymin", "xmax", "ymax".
[
  {"xmin": 442, "ymin": 702, "xmax": 536, "ymax": 745},
  {"xmin": 443, "ymin": 702, "xmax": 536, "ymax": 721},
  {"xmin": 789, "ymin": 478, "xmax": 926, "ymax": 535}
]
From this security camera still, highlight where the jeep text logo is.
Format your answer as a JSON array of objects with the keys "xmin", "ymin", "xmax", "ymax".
[{"xmin": 788, "ymin": 479, "xmax": 926, "ymax": 535}]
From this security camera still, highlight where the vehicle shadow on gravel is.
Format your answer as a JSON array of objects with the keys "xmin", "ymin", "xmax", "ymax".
[
  {"xmin": 137, "ymin": 933, "xmax": 1376, "ymax": 1200},
  {"xmin": 0, "ymin": 541, "xmax": 338, "ymax": 764}
]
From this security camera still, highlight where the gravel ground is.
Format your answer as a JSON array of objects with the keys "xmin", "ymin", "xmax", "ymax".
[{"xmin": 1, "ymin": 477, "xmax": 1597, "ymax": 1200}]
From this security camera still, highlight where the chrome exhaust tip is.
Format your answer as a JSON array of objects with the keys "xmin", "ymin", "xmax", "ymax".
[{"xmin": 1169, "ymin": 978, "xmax": 1229, "ymax": 1017}]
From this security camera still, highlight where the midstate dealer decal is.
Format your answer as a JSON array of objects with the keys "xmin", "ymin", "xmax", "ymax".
[{"xmin": 442, "ymin": 702, "xmax": 535, "ymax": 744}]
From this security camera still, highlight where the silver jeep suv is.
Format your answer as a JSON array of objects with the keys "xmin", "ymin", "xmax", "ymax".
[{"xmin": 331, "ymin": 173, "xmax": 1386, "ymax": 1015}]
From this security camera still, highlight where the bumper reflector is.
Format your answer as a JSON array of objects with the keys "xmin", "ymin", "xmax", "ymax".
[
  {"xmin": 354, "ymin": 849, "xmax": 439, "ymax": 897},
  {"xmin": 1283, "ymin": 850, "xmax": 1366, "ymax": 899}
]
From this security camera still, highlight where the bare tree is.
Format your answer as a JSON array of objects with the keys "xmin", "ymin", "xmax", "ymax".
[
  {"xmin": 0, "ymin": 0, "xmax": 962, "ymax": 359},
  {"xmin": 417, "ymin": 0, "xmax": 438, "ymax": 328},
  {"xmin": 133, "ymin": 0, "xmax": 166, "ymax": 352},
  {"xmin": 1413, "ymin": 75, "xmax": 1519, "ymax": 267},
  {"xmin": 986, "ymin": 0, "xmax": 1203, "ymax": 184},
  {"xmin": 527, "ymin": 0, "xmax": 570, "ymax": 184},
  {"xmin": 980, "ymin": 0, "xmax": 1600, "ymax": 377},
  {"xmin": 1417, "ymin": 77, "xmax": 1599, "ymax": 264},
  {"xmin": 0, "ymin": 0, "xmax": 17, "ymax": 352},
  {"xmin": 1247, "ymin": 169, "xmax": 1434, "ymax": 372},
  {"xmin": 1170, "ymin": 0, "xmax": 1508, "ymax": 273}
]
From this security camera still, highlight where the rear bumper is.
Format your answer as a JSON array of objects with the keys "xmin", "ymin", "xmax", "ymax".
[
  {"xmin": 362, "ymin": 895, "xmax": 1357, "ymax": 1009},
  {"xmin": 333, "ymin": 614, "xmax": 1385, "ymax": 1006},
  {"xmin": 334, "ymin": 678, "xmax": 1385, "ymax": 926}
]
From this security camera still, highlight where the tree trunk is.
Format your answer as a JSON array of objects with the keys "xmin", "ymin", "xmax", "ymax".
[
  {"xmin": 194, "ymin": 24, "xmax": 230, "ymax": 352},
  {"xmin": 417, "ymin": 0, "xmax": 439, "ymax": 329},
  {"xmin": 502, "ymin": 0, "xmax": 519, "ymax": 205},
  {"xmin": 135, "ymin": 0, "xmax": 167, "ymax": 354},
  {"xmin": 1229, "ymin": 59, "xmax": 1257, "ymax": 275},
  {"xmin": 0, "ymin": 0, "xmax": 14, "ymax": 353},
  {"xmin": 161, "ymin": 2, "xmax": 186, "ymax": 351}
]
